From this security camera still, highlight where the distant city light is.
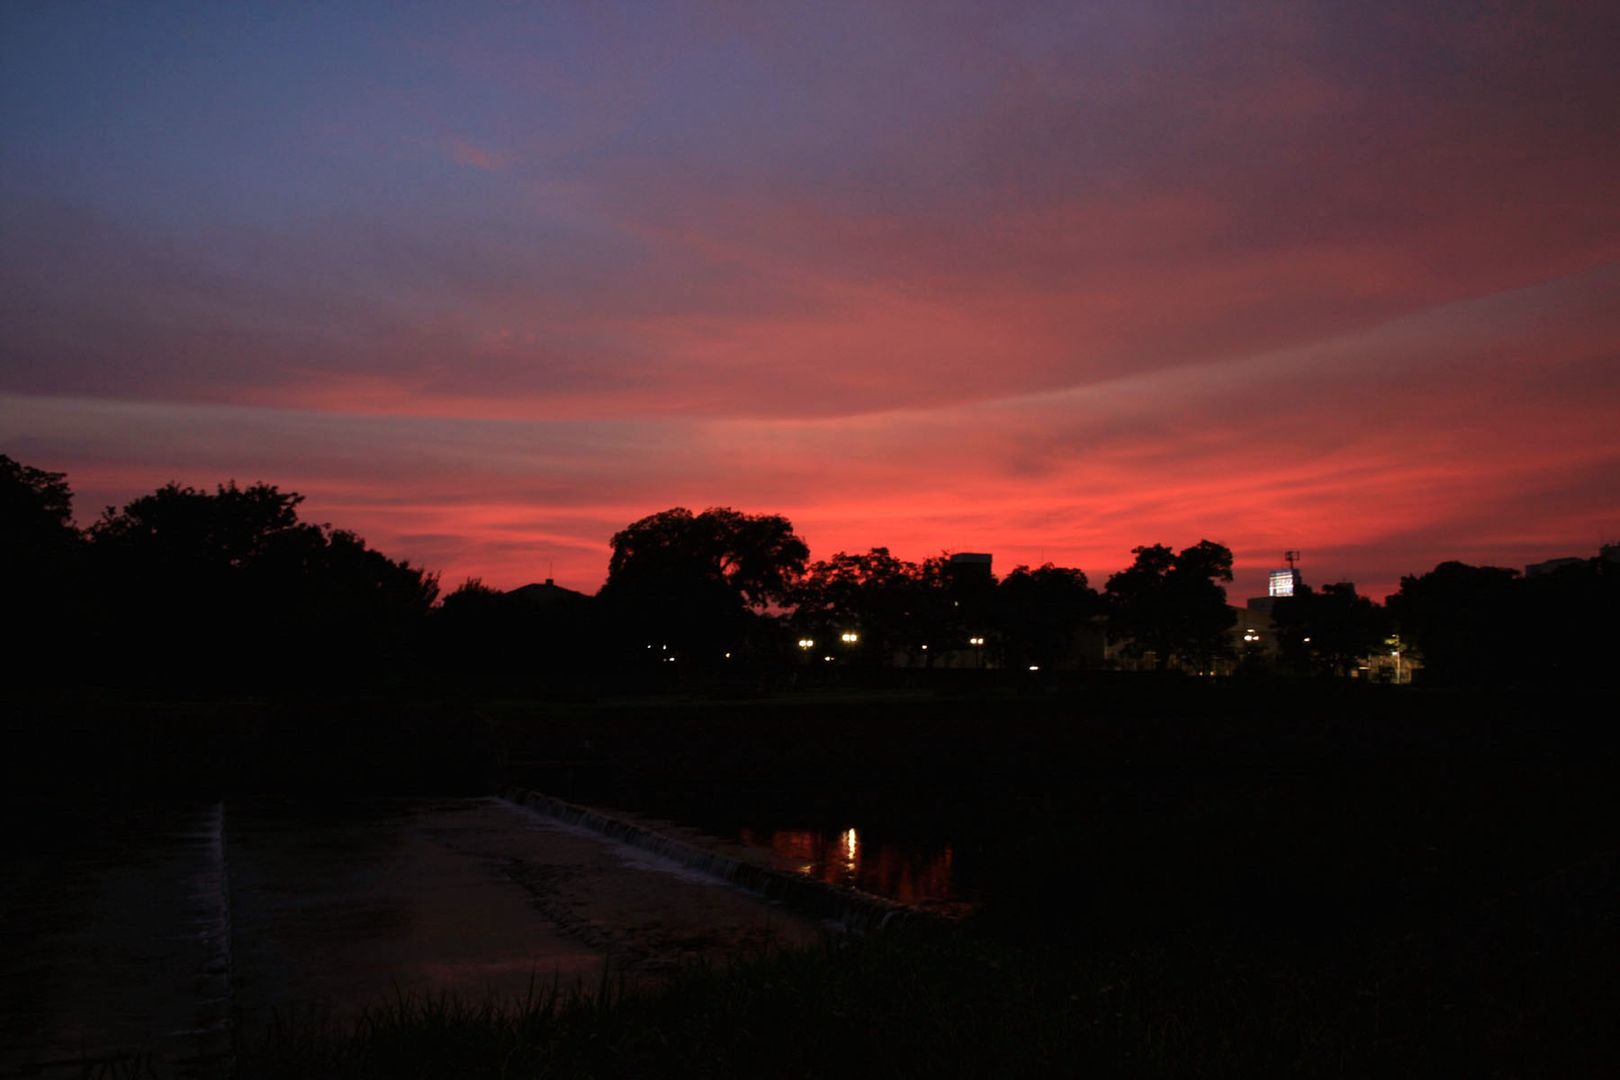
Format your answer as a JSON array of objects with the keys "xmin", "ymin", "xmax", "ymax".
[
  {"xmin": 840, "ymin": 631, "xmax": 859, "ymax": 644},
  {"xmin": 798, "ymin": 638, "xmax": 815, "ymax": 649},
  {"xmin": 968, "ymin": 636, "xmax": 985, "ymax": 646},
  {"xmin": 1028, "ymin": 665, "xmax": 1040, "ymax": 671},
  {"xmin": 1268, "ymin": 569, "xmax": 1298, "ymax": 598}
]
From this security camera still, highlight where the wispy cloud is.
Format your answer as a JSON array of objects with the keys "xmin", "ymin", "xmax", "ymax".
[{"xmin": 2, "ymin": 2, "xmax": 1616, "ymax": 599}]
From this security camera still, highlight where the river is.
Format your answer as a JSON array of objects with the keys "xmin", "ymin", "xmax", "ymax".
[{"xmin": 0, "ymin": 796, "xmax": 823, "ymax": 1078}]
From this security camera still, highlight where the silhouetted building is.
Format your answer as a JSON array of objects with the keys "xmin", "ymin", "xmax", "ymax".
[
  {"xmin": 506, "ymin": 578, "xmax": 591, "ymax": 609},
  {"xmin": 946, "ymin": 552, "xmax": 993, "ymax": 583},
  {"xmin": 1526, "ymin": 545, "xmax": 1620, "ymax": 577}
]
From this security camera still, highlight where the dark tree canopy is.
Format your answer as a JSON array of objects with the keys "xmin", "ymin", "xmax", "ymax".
[
  {"xmin": 1389, "ymin": 558, "xmax": 1619, "ymax": 687},
  {"xmin": 793, "ymin": 547, "xmax": 914, "ymax": 660},
  {"xmin": 1387, "ymin": 561, "xmax": 1518, "ymax": 686},
  {"xmin": 607, "ymin": 507, "xmax": 807, "ymax": 609},
  {"xmin": 789, "ymin": 547, "xmax": 971, "ymax": 664},
  {"xmin": 1, "ymin": 453, "xmax": 78, "ymax": 560},
  {"xmin": 1105, "ymin": 540, "xmax": 1236, "ymax": 671},
  {"xmin": 429, "ymin": 576, "xmax": 599, "ymax": 690},
  {"xmin": 601, "ymin": 506, "xmax": 809, "ymax": 660},
  {"xmin": 1272, "ymin": 582, "xmax": 1389, "ymax": 677},
  {"xmin": 89, "ymin": 481, "xmax": 305, "ymax": 567},
  {"xmin": 994, "ymin": 564, "xmax": 1102, "ymax": 670},
  {"xmin": 3, "ymin": 454, "xmax": 84, "ymax": 683},
  {"xmin": 87, "ymin": 480, "xmax": 437, "ymax": 688}
]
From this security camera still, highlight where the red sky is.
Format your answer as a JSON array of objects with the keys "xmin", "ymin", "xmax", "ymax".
[{"xmin": 3, "ymin": 2, "xmax": 1617, "ymax": 601}]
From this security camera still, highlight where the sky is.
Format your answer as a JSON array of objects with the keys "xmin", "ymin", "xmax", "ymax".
[{"xmin": 3, "ymin": 1, "xmax": 1617, "ymax": 602}]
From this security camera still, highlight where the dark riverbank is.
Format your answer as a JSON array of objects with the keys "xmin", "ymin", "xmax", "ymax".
[{"xmin": 8, "ymin": 678, "xmax": 1619, "ymax": 1073}]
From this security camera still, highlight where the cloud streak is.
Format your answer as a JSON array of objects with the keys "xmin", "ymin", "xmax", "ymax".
[{"xmin": 2, "ymin": 2, "xmax": 1616, "ymax": 601}]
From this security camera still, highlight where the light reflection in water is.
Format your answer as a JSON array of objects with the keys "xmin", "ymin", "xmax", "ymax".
[{"xmin": 736, "ymin": 825, "xmax": 968, "ymax": 913}]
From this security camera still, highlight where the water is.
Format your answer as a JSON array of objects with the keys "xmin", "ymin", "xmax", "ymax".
[
  {"xmin": 0, "ymin": 801, "xmax": 235, "ymax": 1077},
  {"xmin": 733, "ymin": 825, "xmax": 972, "ymax": 916},
  {"xmin": 1, "ymin": 796, "xmax": 821, "ymax": 1077}
]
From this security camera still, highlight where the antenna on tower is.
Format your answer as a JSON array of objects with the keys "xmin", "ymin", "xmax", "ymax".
[{"xmin": 1284, "ymin": 550, "xmax": 1301, "ymax": 570}]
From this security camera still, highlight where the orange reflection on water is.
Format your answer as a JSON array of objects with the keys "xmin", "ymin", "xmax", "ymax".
[{"xmin": 736, "ymin": 826, "xmax": 963, "ymax": 910}]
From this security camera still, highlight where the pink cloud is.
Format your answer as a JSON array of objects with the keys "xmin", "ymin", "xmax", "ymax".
[{"xmin": 448, "ymin": 137, "xmax": 503, "ymax": 171}]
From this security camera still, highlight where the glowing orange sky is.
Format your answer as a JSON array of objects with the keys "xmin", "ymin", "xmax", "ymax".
[{"xmin": 3, "ymin": 3, "xmax": 1617, "ymax": 601}]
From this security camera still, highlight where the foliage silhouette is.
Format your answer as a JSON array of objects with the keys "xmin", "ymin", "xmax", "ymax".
[
  {"xmin": 7, "ymin": 450, "xmax": 1613, "ymax": 695},
  {"xmin": 2, "ymin": 454, "xmax": 83, "ymax": 684},
  {"xmin": 429, "ymin": 576, "xmax": 600, "ymax": 691},
  {"xmin": 1271, "ymin": 581, "xmax": 1389, "ymax": 677},
  {"xmin": 992, "ymin": 564, "xmax": 1102, "ymax": 670},
  {"xmin": 85, "ymin": 480, "xmax": 437, "ymax": 690},
  {"xmin": 793, "ymin": 547, "xmax": 942, "ymax": 664},
  {"xmin": 1104, "ymin": 540, "xmax": 1236, "ymax": 671},
  {"xmin": 599, "ymin": 506, "xmax": 808, "ymax": 665},
  {"xmin": 1390, "ymin": 557, "xmax": 1618, "ymax": 687}
]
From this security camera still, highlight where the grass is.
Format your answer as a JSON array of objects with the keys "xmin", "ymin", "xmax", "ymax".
[
  {"xmin": 239, "ymin": 934, "xmax": 1130, "ymax": 1079},
  {"xmin": 16, "ymin": 680, "xmax": 1620, "ymax": 1074},
  {"xmin": 237, "ymin": 889, "xmax": 1620, "ymax": 1079}
]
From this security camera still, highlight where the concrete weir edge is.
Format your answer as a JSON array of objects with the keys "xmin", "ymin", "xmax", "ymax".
[{"xmin": 499, "ymin": 787, "xmax": 952, "ymax": 935}]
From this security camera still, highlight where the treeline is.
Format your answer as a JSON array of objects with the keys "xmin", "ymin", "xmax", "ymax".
[
  {"xmin": 4, "ymin": 456, "xmax": 438, "ymax": 694},
  {"xmin": 4, "ymin": 455, "xmax": 1614, "ymax": 695}
]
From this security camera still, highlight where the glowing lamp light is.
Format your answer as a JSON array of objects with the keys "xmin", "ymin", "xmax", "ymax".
[
  {"xmin": 840, "ymin": 828, "xmax": 859, "ymax": 875},
  {"xmin": 797, "ymin": 638, "xmax": 815, "ymax": 650},
  {"xmin": 840, "ymin": 631, "xmax": 859, "ymax": 644},
  {"xmin": 1028, "ymin": 665, "xmax": 1040, "ymax": 672},
  {"xmin": 968, "ymin": 636, "xmax": 985, "ymax": 646}
]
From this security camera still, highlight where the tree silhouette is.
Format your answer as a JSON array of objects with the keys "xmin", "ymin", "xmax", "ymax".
[
  {"xmin": 87, "ymin": 480, "xmax": 437, "ymax": 688},
  {"xmin": 994, "ymin": 564, "xmax": 1102, "ymax": 670},
  {"xmin": 599, "ymin": 507, "xmax": 808, "ymax": 663},
  {"xmin": 1387, "ymin": 561, "xmax": 1518, "ymax": 686},
  {"xmin": 1105, "ymin": 541, "xmax": 1235, "ymax": 671},
  {"xmin": 1271, "ymin": 582, "xmax": 1389, "ymax": 677},
  {"xmin": 2, "ymin": 454, "xmax": 83, "ymax": 689},
  {"xmin": 794, "ymin": 547, "xmax": 921, "ymax": 663},
  {"xmin": 430, "ymin": 576, "xmax": 600, "ymax": 690},
  {"xmin": 1, "ymin": 454, "xmax": 77, "ymax": 555}
]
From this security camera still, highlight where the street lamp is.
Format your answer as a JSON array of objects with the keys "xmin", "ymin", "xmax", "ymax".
[{"xmin": 840, "ymin": 631, "xmax": 859, "ymax": 645}]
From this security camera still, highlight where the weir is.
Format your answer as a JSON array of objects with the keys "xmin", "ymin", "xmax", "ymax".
[
  {"xmin": 501, "ymin": 787, "xmax": 949, "ymax": 934},
  {"xmin": 4, "ymin": 794, "xmax": 878, "ymax": 1075}
]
